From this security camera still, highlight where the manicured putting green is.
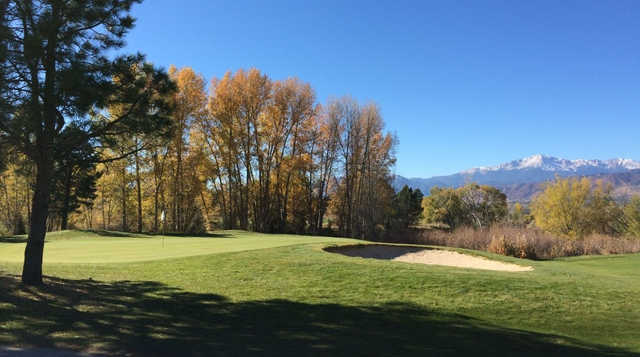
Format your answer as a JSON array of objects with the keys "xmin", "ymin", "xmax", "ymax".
[{"xmin": 0, "ymin": 230, "xmax": 357, "ymax": 263}]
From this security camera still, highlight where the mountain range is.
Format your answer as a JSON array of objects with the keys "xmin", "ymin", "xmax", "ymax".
[{"xmin": 394, "ymin": 155, "xmax": 640, "ymax": 202}]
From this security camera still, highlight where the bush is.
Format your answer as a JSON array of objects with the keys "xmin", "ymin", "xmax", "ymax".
[
  {"xmin": 488, "ymin": 233, "xmax": 538, "ymax": 259},
  {"xmin": 413, "ymin": 225, "xmax": 640, "ymax": 260}
]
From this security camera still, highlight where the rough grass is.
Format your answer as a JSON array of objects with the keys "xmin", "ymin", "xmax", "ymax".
[{"xmin": 1, "ymin": 230, "xmax": 639, "ymax": 356}]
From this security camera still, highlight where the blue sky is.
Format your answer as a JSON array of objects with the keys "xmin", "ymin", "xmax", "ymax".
[{"xmin": 122, "ymin": 0, "xmax": 640, "ymax": 178}]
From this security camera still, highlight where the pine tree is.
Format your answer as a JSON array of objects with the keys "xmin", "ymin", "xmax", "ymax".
[{"xmin": 0, "ymin": 0, "xmax": 174, "ymax": 285}]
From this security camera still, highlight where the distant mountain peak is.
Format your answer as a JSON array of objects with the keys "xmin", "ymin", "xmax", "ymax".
[
  {"xmin": 461, "ymin": 155, "xmax": 640, "ymax": 175},
  {"xmin": 521, "ymin": 154, "xmax": 546, "ymax": 167},
  {"xmin": 394, "ymin": 155, "xmax": 640, "ymax": 201}
]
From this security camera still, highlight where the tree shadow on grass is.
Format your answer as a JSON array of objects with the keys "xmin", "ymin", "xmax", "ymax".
[
  {"xmin": 0, "ymin": 237, "xmax": 27, "ymax": 244},
  {"xmin": 85, "ymin": 230, "xmax": 234, "ymax": 239},
  {"xmin": 151, "ymin": 232, "xmax": 234, "ymax": 238},
  {"xmin": 82, "ymin": 230, "xmax": 142, "ymax": 238},
  {"xmin": 0, "ymin": 275, "xmax": 636, "ymax": 357}
]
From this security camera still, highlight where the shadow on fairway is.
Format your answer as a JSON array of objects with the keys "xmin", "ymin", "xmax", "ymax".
[
  {"xmin": 85, "ymin": 230, "xmax": 145, "ymax": 238},
  {"xmin": 0, "ymin": 275, "xmax": 636, "ymax": 357},
  {"xmin": 0, "ymin": 236, "xmax": 28, "ymax": 244},
  {"xmin": 151, "ymin": 232, "xmax": 234, "ymax": 238},
  {"xmin": 86, "ymin": 230, "xmax": 234, "ymax": 239}
]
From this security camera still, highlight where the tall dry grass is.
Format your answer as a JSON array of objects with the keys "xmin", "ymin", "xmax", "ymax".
[{"xmin": 406, "ymin": 226, "xmax": 640, "ymax": 260}]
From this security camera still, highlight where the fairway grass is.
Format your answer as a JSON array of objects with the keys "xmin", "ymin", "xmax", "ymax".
[{"xmin": 1, "ymin": 230, "xmax": 639, "ymax": 356}]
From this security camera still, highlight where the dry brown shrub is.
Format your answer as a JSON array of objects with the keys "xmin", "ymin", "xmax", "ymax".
[
  {"xmin": 413, "ymin": 225, "xmax": 640, "ymax": 260},
  {"xmin": 491, "ymin": 233, "xmax": 538, "ymax": 259}
]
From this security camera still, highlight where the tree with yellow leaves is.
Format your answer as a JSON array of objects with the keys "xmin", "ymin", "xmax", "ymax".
[
  {"xmin": 167, "ymin": 66, "xmax": 208, "ymax": 232},
  {"xmin": 623, "ymin": 196, "xmax": 640, "ymax": 238},
  {"xmin": 531, "ymin": 177, "xmax": 624, "ymax": 237}
]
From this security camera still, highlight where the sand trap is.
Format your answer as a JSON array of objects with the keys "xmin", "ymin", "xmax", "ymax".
[{"xmin": 326, "ymin": 245, "xmax": 533, "ymax": 272}]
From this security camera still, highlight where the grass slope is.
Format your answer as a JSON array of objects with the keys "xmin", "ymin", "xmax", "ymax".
[{"xmin": 0, "ymin": 230, "xmax": 639, "ymax": 356}]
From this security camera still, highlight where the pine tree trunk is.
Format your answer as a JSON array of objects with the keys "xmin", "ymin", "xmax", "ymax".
[{"xmin": 22, "ymin": 159, "xmax": 52, "ymax": 285}]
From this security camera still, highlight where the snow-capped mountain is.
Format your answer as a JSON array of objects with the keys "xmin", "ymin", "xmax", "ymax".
[
  {"xmin": 461, "ymin": 155, "xmax": 640, "ymax": 175},
  {"xmin": 394, "ymin": 155, "xmax": 640, "ymax": 200}
]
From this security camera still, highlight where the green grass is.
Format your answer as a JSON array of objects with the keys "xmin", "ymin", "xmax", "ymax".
[
  {"xmin": 0, "ymin": 230, "xmax": 639, "ymax": 356},
  {"xmin": 0, "ymin": 230, "xmax": 356, "ymax": 263}
]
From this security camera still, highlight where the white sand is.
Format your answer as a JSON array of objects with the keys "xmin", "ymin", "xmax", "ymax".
[{"xmin": 328, "ymin": 245, "xmax": 533, "ymax": 272}]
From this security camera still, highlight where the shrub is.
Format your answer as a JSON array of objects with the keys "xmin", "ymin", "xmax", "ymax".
[
  {"xmin": 488, "ymin": 233, "xmax": 538, "ymax": 259},
  {"xmin": 414, "ymin": 225, "xmax": 640, "ymax": 260}
]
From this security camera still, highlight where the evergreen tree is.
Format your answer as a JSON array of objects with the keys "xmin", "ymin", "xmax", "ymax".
[
  {"xmin": 0, "ymin": 0, "xmax": 174, "ymax": 285},
  {"xmin": 388, "ymin": 185, "xmax": 423, "ymax": 230},
  {"xmin": 50, "ymin": 125, "xmax": 101, "ymax": 230}
]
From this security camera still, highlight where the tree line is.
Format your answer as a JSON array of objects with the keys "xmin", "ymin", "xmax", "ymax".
[
  {"xmin": 1, "ymin": 66, "xmax": 403, "ymax": 238},
  {"xmin": 421, "ymin": 178, "xmax": 640, "ymax": 239}
]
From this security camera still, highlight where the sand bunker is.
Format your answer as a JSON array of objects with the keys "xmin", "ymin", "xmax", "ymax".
[{"xmin": 326, "ymin": 245, "xmax": 533, "ymax": 272}]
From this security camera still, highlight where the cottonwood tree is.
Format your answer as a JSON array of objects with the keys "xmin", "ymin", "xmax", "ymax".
[
  {"xmin": 586, "ymin": 180, "xmax": 625, "ymax": 235},
  {"xmin": 421, "ymin": 184, "xmax": 507, "ymax": 230},
  {"xmin": 0, "ymin": 152, "xmax": 32, "ymax": 234},
  {"xmin": 0, "ymin": 0, "xmax": 174, "ymax": 285},
  {"xmin": 421, "ymin": 187, "xmax": 464, "ymax": 230},
  {"xmin": 330, "ymin": 98, "xmax": 396, "ymax": 239},
  {"xmin": 299, "ymin": 104, "xmax": 341, "ymax": 233},
  {"xmin": 148, "ymin": 136, "xmax": 171, "ymax": 232},
  {"xmin": 623, "ymin": 196, "xmax": 640, "ymax": 238},
  {"xmin": 531, "ymin": 177, "xmax": 624, "ymax": 237},
  {"xmin": 94, "ymin": 162, "xmax": 120, "ymax": 230},
  {"xmin": 458, "ymin": 184, "xmax": 507, "ymax": 229},
  {"xmin": 203, "ymin": 69, "xmax": 317, "ymax": 232},
  {"xmin": 167, "ymin": 66, "xmax": 207, "ymax": 232},
  {"xmin": 532, "ymin": 177, "xmax": 592, "ymax": 237}
]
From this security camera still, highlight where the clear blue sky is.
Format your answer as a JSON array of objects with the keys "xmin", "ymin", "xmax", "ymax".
[{"xmin": 122, "ymin": 0, "xmax": 640, "ymax": 178}]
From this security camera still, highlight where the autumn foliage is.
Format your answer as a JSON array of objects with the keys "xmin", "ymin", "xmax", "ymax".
[
  {"xmin": 41, "ymin": 68, "xmax": 397, "ymax": 238},
  {"xmin": 530, "ymin": 177, "xmax": 631, "ymax": 238}
]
